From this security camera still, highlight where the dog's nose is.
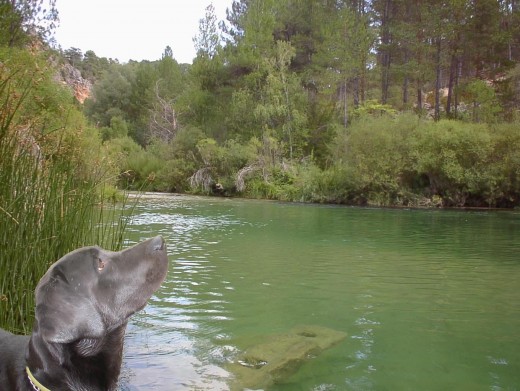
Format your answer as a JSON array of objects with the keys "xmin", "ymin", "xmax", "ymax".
[{"xmin": 149, "ymin": 235, "xmax": 165, "ymax": 252}]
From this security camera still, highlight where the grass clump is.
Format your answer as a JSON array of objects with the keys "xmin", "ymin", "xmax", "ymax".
[{"xmin": 0, "ymin": 48, "xmax": 129, "ymax": 334}]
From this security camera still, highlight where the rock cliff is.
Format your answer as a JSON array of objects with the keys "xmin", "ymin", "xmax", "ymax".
[{"xmin": 58, "ymin": 63, "xmax": 92, "ymax": 104}]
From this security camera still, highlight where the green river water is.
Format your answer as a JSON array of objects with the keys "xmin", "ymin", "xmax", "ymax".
[{"xmin": 118, "ymin": 193, "xmax": 520, "ymax": 391}]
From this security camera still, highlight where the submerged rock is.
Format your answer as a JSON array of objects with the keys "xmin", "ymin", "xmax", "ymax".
[{"xmin": 227, "ymin": 325, "xmax": 347, "ymax": 390}]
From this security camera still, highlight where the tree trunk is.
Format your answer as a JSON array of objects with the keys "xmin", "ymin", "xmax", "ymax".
[
  {"xmin": 446, "ymin": 54, "xmax": 457, "ymax": 117},
  {"xmin": 454, "ymin": 60, "xmax": 461, "ymax": 117},
  {"xmin": 353, "ymin": 77, "xmax": 360, "ymax": 108},
  {"xmin": 380, "ymin": 0, "xmax": 392, "ymax": 104},
  {"xmin": 402, "ymin": 47, "xmax": 410, "ymax": 105},
  {"xmin": 360, "ymin": 56, "xmax": 366, "ymax": 103},
  {"xmin": 342, "ymin": 79, "xmax": 348, "ymax": 127},
  {"xmin": 434, "ymin": 37, "xmax": 442, "ymax": 121},
  {"xmin": 417, "ymin": 86, "xmax": 422, "ymax": 113},
  {"xmin": 403, "ymin": 76, "xmax": 409, "ymax": 105}
]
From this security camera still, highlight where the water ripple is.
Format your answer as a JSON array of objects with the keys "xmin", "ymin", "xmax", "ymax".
[{"xmin": 118, "ymin": 194, "xmax": 520, "ymax": 390}]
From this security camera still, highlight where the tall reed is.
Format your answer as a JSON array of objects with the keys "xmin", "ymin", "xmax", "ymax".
[{"xmin": 0, "ymin": 53, "xmax": 130, "ymax": 334}]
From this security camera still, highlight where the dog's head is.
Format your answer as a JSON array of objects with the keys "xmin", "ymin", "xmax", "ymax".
[{"xmin": 34, "ymin": 236, "xmax": 168, "ymax": 345}]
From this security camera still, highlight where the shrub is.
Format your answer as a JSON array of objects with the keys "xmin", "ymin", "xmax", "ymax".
[
  {"xmin": 332, "ymin": 113, "xmax": 421, "ymax": 205},
  {"xmin": 415, "ymin": 120, "xmax": 493, "ymax": 206},
  {"xmin": 486, "ymin": 122, "xmax": 520, "ymax": 206}
]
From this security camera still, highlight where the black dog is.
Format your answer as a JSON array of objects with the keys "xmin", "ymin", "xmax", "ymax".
[{"xmin": 0, "ymin": 236, "xmax": 168, "ymax": 390}]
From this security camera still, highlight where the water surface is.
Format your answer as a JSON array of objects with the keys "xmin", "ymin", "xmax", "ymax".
[{"xmin": 119, "ymin": 194, "xmax": 520, "ymax": 390}]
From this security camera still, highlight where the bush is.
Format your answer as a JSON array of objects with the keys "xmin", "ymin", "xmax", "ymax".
[
  {"xmin": 486, "ymin": 122, "xmax": 520, "ymax": 206},
  {"xmin": 292, "ymin": 163, "xmax": 364, "ymax": 204},
  {"xmin": 245, "ymin": 178, "xmax": 280, "ymax": 199},
  {"xmin": 459, "ymin": 80, "xmax": 502, "ymax": 123},
  {"xmin": 326, "ymin": 113, "xmax": 520, "ymax": 207},
  {"xmin": 330, "ymin": 113, "xmax": 422, "ymax": 205},
  {"xmin": 416, "ymin": 120, "xmax": 493, "ymax": 206},
  {"xmin": 155, "ymin": 158, "xmax": 197, "ymax": 193}
]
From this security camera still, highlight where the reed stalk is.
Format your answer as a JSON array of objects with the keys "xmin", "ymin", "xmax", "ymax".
[{"xmin": 0, "ymin": 53, "xmax": 130, "ymax": 334}]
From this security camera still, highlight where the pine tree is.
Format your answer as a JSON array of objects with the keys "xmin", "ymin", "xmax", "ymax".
[
  {"xmin": 193, "ymin": 3, "xmax": 221, "ymax": 59},
  {"xmin": 0, "ymin": 0, "xmax": 58, "ymax": 47}
]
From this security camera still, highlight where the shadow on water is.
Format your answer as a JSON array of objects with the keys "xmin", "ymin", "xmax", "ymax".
[{"xmin": 118, "ymin": 194, "xmax": 520, "ymax": 390}]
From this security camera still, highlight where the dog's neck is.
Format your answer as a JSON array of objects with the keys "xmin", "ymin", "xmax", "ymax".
[
  {"xmin": 25, "ymin": 324, "xmax": 127, "ymax": 391},
  {"xmin": 26, "ymin": 366, "xmax": 51, "ymax": 391}
]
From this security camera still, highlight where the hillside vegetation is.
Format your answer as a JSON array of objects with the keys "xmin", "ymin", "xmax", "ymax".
[{"xmin": 72, "ymin": 0, "xmax": 520, "ymax": 207}]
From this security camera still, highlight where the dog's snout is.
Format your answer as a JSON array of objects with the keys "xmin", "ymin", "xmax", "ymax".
[{"xmin": 149, "ymin": 235, "xmax": 165, "ymax": 252}]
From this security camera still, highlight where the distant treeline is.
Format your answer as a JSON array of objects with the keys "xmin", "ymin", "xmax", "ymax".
[{"xmin": 67, "ymin": 0, "xmax": 520, "ymax": 207}]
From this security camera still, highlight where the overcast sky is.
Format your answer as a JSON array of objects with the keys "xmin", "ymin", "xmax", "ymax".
[{"xmin": 54, "ymin": 0, "xmax": 232, "ymax": 64}]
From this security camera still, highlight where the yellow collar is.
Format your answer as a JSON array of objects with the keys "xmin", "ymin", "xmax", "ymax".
[{"xmin": 26, "ymin": 366, "xmax": 52, "ymax": 391}]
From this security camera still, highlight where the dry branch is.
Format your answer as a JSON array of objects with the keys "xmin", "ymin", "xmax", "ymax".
[
  {"xmin": 189, "ymin": 167, "xmax": 214, "ymax": 192},
  {"xmin": 149, "ymin": 81, "xmax": 177, "ymax": 142},
  {"xmin": 235, "ymin": 164, "xmax": 260, "ymax": 192}
]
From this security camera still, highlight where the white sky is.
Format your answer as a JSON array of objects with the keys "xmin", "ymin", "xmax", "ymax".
[{"xmin": 54, "ymin": 0, "xmax": 232, "ymax": 64}]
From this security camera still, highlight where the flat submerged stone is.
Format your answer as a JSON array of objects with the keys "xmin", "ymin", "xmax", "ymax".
[{"xmin": 227, "ymin": 325, "xmax": 347, "ymax": 390}]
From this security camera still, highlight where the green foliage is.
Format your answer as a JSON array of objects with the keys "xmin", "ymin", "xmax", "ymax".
[
  {"xmin": 324, "ymin": 113, "xmax": 418, "ymax": 205},
  {"xmin": 459, "ymin": 80, "xmax": 502, "ymax": 123},
  {"xmin": 323, "ymin": 114, "xmax": 520, "ymax": 207},
  {"xmin": 245, "ymin": 178, "xmax": 280, "ymax": 200},
  {"xmin": 101, "ymin": 116, "xmax": 129, "ymax": 141},
  {"xmin": 222, "ymin": 138, "xmax": 257, "ymax": 171},
  {"xmin": 291, "ymin": 163, "xmax": 364, "ymax": 204},
  {"xmin": 0, "ymin": 0, "xmax": 58, "ymax": 47},
  {"xmin": 0, "ymin": 47, "xmax": 129, "ymax": 333},
  {"xmin": 197, "ymin": 137, "xmax": 220, "ymax": 165},
  {"xmin": 352, "ymin": 100, "xmax": 398, "ymax": 119},
  {"xmin": 255, "ymin": 40, "xmax": 308, "ymax": 159},
  {"xmin": 62, "ymin": 0, "xmax": 520, "ymax": 208},
  {"xmin": 78, "ymin": 50, "xmax": 112, "ymax": 81},
  {"xmin": 156, "ymin": 55, "xmax": 184, "ymax": 98},
  {"xmin": 482, "ymin": 122, "xmax": 520, "ymax": 206},
  {"xmin": 85, "ymin": 63, "xmax": 134, "ymax": 127},
  {"xmin": 193, "ymin": 3, "xmax": 221, "ymax": 59},
  {"xmin": 416, "ymin": 120, "xmax": 493, "ymax": 206}
]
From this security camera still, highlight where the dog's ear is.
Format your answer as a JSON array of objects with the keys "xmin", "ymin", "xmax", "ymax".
[{"xmin": 35, "ymin": 277, "xmax": 104, "ymax": 344}]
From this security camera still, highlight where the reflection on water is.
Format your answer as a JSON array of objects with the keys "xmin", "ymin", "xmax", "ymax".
[{"xmin": 118, "ymin": 193, "xmax": 520, "ymax": 390}]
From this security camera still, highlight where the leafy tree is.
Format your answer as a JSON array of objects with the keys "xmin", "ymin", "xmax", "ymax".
[
  {"xmin": 317, "ymin": 3, "xmax": 369, "ymax": 126},
  {"xmin": 193, "ymin": 3, "xmax": 220, "ymax": 59},
  {"xmin": 183, "ymin": 6, "xmax": 229, "ymax": 140},
  {"xmin": 67, "ymin": 0, "xmax": 520, "ymax": 206},
  {"xmin": 221, "ymin": 0, "xmax": 250, "ymax": 45},
  {"xmin": 156, "ymin": 49, "xmax": 184, "ymax": 99},
  {"xmin": 460, "ymin": 79, "xmax": 501, "ymax": 122},
  {"xmin": 226, "ymin": 0, "xmax": 277, "ymax": 77},
  {"xmin": 81, "ymin": 50, "xmax": 111, "ymax": 80},
  {"xmin": 85, "ymin": 63, "xmax": 134, "ymax": 128},
  {"xmin": 375, "ymin": 0, "xmax": 393, "ymax": 104},
  {"xmin": 63, "ymin": 47, "xmax": 83, "ymax": 66},
  {"xmin": 254, "ymin": 40, "xmax": 307, "ymax": 159},
  {"xmin": 0, "ymin": 0, "xmax": 58, "ymax": 47},
  {"xmin": 100, "ymin": 116, "xmax": 129, "ymax": 141},
  {"xmin": 465, "ymin": 0, "xmax": 507, "ymax": 76}
]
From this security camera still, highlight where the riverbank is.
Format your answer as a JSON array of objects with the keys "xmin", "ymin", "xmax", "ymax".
[
  {"xmin": 120, "ymin": 117, "xmax": 520, "ymax": 210},
  {"xmin": 130, "ymin": 191, "xmax": 519, "ymax": 212}
]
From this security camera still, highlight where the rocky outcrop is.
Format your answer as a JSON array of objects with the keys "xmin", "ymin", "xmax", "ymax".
[
  {"xmin": 227, "ymin": 325, "xmax": 347, "ymax": 390},
  {"xmin": 58, "ymin": 63, "xmax": 92, "ymax": 104}
]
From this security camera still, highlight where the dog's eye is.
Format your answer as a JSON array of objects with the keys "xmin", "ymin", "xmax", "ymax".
[
  {"xmin": 97, "ymin": 258, "xmax": 105, "ymax": 271},
  {"xmin": 75, "ymin": 338, "xmax": 103, "ymax": 356}
]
